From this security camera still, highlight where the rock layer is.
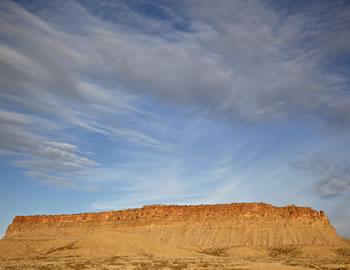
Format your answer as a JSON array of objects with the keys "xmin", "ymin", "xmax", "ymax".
[{"xmin": 4, "ymin": 203, "xmax": 345, "ymax": 247}]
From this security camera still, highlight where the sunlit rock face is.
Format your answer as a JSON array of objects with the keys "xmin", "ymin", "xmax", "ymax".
[{"xmin": 4, "ymin": 203, "xmax": 345, "ymax": 247}]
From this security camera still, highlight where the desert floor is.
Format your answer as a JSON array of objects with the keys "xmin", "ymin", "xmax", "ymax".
[
  {"xmin": 0, "ymin": 243, "xmax": 349, "ymax": 270},
  {"xmin": 0, "ymin": 254, "xmax": 349, "ymax": 270}
]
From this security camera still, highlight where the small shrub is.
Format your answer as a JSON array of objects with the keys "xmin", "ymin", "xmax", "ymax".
[
  {"xmin": 336, "ymin": 248, "xmax": 350, "ymax": 258},
  {"xmin": 45, "ymin": 242, "xmax": 78, "ymax": 255},
  {"xmin": 269, "ymin": 246, "xmax": 301, "ymax": 258},
  {"xmin": 201, "ymin": 247, "xmax": 227, "ymax": 257}
]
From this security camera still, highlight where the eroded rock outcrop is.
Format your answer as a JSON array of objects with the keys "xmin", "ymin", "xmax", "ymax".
[{"xmin": 4, "ymin": 203, "xmax": 345, "ymax": 247}]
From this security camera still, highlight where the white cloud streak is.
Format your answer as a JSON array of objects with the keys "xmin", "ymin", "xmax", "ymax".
[
  {"xmin": 0, "ymin": 0, "xmax": 349, "ymax": 188},
  {"xmin": 0, "ymin": 1, "xmax": 174, "ymax": 185}
]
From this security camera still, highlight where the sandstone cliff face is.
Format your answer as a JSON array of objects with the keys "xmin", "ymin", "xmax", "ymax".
[{"xmin": 4, "ymin": 203, "xmax": 344, "ymax": 247}]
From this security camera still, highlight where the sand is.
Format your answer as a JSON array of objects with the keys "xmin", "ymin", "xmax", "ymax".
[{"xmin": 0, "ymin": 230, "xmax": 349, "ymax": 269}]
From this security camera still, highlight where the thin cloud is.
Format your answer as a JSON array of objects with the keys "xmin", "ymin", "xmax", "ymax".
[
  {"xmin": 3, "ymin": 0, "xmax": 350, "ymax": 128},
  {"xmin": 292, "ymin": 156, "xmax": 350, "ymax": 198},
  {"xmin": 1, "ymin": 0, "xmax": 350, "ymax": 188},
  {"xmin": 78, "ymin": 0, "xmax": 350, "ymax": 126},
  {"xmin": 0, "ymin": 109, "xmax": 96, "ymax": 184},
  {"xmin": 0, "ymin": 1, "xmax": 174, "ymax": 185}
]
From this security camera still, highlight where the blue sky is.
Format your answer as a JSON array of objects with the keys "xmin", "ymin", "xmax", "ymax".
[{"xmin": 1, "ymin": 0, "xmax": 350, "ymax": 238}]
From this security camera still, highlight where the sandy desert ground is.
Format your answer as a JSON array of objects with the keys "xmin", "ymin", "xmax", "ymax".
[{"xmin": 0, "ymin": 239, "xmax": 349, "ymax": 270}]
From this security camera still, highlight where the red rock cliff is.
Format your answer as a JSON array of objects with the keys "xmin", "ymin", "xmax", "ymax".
[{"xmin": 8, "ymin": 203, "xmax": 330, "ymax": 224}]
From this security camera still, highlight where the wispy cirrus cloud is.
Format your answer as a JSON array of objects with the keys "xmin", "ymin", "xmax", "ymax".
[
  {"xmin": 0, "ymin": 1, "xmax": 174, "ymax": 185},
  {"xmin": 3, "ymin": 0, "xmax": 350, "ymax": 128},
  {"xmin": 292, "ymin": 155, "xmax": 350, "ymax": 198},
  {"xmin": 74, "ymin": 0, "xmax": 350, "ymax": 126},
  {"xmin": 1, "ymin": 0, "xmax": 350, "ymax": 191},
  {"xmin": 0, "ymin": 109, "xmax": 96, "ymax": 186}
]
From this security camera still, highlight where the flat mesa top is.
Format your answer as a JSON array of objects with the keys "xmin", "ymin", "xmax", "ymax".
[
  {"xmin": 11, "ymin": 202, "xmax": 328, "ymax": 224},
  {"xmin": 15, "ymin": 202, "xmax": 313, "ymax": 217}
]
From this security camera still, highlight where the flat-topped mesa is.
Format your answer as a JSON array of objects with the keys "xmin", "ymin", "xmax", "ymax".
[
  {"xmin": 10, "ymin": 203, "xmax": 329, "ymax": 224},
  {"xmin": 5, "ymin": 203, "xmax": 344, "ymax": 246}
]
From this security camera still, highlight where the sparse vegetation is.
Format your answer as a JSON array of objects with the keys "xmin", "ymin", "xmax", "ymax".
[
  {"xmin": 201, "ymin": 247, "xmax": 228, "ymax": 257},
  {"xmin": 45, "ymin": 241, "xmax": 78, "ymax": 255},
  {"xmin": 269, "ymin": 246, "xmax": 301, "ymax": 257},
  {"xmin": 336, "ymin": 247, "xmax": 350, "ymax": 258},
  {"xmin": 1, "ymin": 253, "xmax": 350, "ymax": 270}
]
